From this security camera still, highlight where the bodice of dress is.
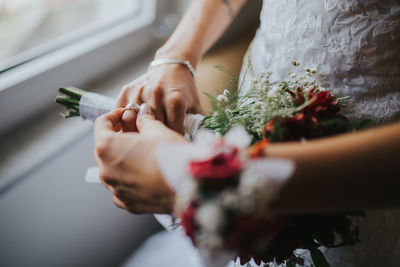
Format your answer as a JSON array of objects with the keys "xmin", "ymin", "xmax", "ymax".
[
  {"xmin": 239, "ymin": 1, "xmax": 400, "ymax": 266},
  {"xmin": 248, "ymin": 0, "xmax": 400, "ymax": 124}
]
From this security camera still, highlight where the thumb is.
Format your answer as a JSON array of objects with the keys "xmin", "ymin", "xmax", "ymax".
[{"xmin": 136, "ymin": 103, "xmax": 160, "ymax": 133}]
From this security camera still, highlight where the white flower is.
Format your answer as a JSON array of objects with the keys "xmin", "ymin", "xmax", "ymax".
[
  {"xmin": 196, "ymin": 202, "xmax": 224, "ymax": 233},
  {"xmin": 216, "ymin": 94, "xmax": 229, "ymax": 103},
  {"xmin": 220, "ymin": 190, "xmax": 240, "ymax": 209},
  {"xmin": 268, "ymin": 84, "xmax": 282, "ymax": 98},
  {"xmin": 197, "ymin": 232, "xmax": 223, "ymax": 251},
  {"xmin": 223, "ymin": 89, "xmax": 230, "ymax": 96}
]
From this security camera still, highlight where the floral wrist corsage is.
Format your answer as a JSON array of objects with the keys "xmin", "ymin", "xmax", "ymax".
[{"xmin": 156, "ymin": 127, "xmax": 295, "ymax": 266}]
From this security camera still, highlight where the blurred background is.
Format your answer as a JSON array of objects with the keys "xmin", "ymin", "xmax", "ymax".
[
  {"xmin": 0, "ymin": 0, "xmax": 261, "ymax": 266},
  {"xmin": 0, "ymin": 0, "xmax": 140, "ymax": 71}
]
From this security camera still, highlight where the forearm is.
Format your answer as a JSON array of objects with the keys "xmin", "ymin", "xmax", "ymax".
[
  {"xmin": 265, "ymin": 122, "xmax": 400, "ymax": 214},
  {"xmin": 155, "ymin": 0, "xmax": 247, "ymax": 67}
]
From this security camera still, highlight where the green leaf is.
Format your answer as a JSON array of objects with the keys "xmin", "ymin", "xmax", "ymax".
[
  {"xmin": 309, "ymin": 247, "xmax": 331, "ymax": 267},
  {"xmin": 55, "ymin": 96, "xmax": 80, "ymax": 106},
  {"xmin": 59, "ymin": 86, "xmax": 86, "ymax": 100}
]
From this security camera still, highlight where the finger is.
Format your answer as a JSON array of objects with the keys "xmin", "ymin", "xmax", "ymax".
[
  {"xmin": 114, "ymin": 185, "xmax": 174, "ymax": 209},
  {"xmin": 121, "ymin": 87, "xmax": 143, "ymax": 132},
  {"xmin": 100, "ymin": 176, "xmax": 117, "ymax": 192},
  {"xmin": 164, "ymin": 92, "xmax": 187, "ymax": 134},
  {"xmin": 115, "ymin": 85, "xmax": 130, "ymax": 108},
  {"xmin": 153, "ymin": 88, "xmax": 165, "ymax": 123},
  {"xmin": 94, "ymin": 108, "xmax": 124, "ymax": 134},
  {"xmin": 121, "ymin": 109, "xmax": 138, "ymax": 132},
  {"xmin": 94, "ymin": 109, "xmax": 125, "ymax": 163},
  {"xmin": 128, "ymin": 202, "xmax": 173, "ymax": 214},
  {"xmin": 124, "ymin": 199, "xmax": 173, "ymax": 214},
  {"xmin": 141, "ymin": 86, "xmax": 165, "ymax": 123},
  {"xmin": 113, "ymin": 196, "xmax": 128, "ymax": 210},
  {"xmin": 136, "ymin": 103, "xmax": 162, "ymax": 133},
  {"xmin": 188, "ymin": 104, "xmax": 200, "ymax": 114}
]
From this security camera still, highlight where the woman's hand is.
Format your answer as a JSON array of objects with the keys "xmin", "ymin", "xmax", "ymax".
[
  {"xmin": 94, "ymin": 104, "xmax": 190, "ymax": 214},
  {"xmin": 114, "ymin": 0, "xmax": 248, "ymax": 134},
  {"xmin": 115, "ymin": 64, "xmax": 200, "ymax": 134}
]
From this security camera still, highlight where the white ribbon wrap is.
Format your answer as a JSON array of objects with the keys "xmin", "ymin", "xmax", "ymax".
[
  {"xmin": 79, "ymin": 92, "xmax": 115, "ymax": 121},
  {"xmin": 79, "ymin": 92, "xmax": 205, "ymax": 138}
]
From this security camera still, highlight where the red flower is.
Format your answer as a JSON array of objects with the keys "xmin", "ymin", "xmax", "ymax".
[
  {"xmin": 264, "ymin": 89, "xmax": 348, "ymax": 142},
  {"xmin": 305, "ymin": 90, "xmax": 340, "ymax": 115},
  {"xmin": 189, "ymin": 146, "xmax": 243, "ymax": 190},
  {"xmin": 285, "ymin": 87, "xmax": 306, "ymax": 106},
  {"xmin": 224, "ymin": 215, "xmax": 283, "ymax": 260},
  {"xmin": 181, "ymin": 203, "xmax": 198, "ymax": 245}
]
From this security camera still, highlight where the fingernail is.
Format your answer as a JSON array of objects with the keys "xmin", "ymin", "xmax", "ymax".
[{"xmin": 139, "ymin": 103, "xmax": 153, "ymax": 117}]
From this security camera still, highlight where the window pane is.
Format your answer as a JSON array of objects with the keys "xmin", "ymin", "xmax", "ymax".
[{"xmin": 0, "ymin": 0, "xmax": 140, "ymax": 71}]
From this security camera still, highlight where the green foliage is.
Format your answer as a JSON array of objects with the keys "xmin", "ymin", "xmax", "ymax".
[
  {"xmin": 201, "ymin": 67, "xmax": 324, "ymax": 143},
  {"xmin": 55, "ymin": 86, "xmax": 84, "ymax": 118}
]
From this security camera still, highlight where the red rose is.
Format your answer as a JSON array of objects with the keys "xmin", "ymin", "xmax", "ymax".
[{"xmin": 189, "ymin": 146, "xmax": 243, "ymax": 190}]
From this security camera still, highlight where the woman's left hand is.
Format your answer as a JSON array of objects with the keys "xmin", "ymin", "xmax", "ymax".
[{"xmin": 94, "ymin": 103, "xmax": 189, "ymax": 214}]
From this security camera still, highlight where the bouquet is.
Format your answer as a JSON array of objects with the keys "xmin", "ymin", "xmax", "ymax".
[{"xmin": 56, "ymin": 63, "xmax": 368, "ymax": 267}]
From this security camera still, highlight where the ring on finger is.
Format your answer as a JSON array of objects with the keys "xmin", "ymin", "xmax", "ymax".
[{"xmin": 124, "ymin": 103, "xmax": 140, "ymax": 113}]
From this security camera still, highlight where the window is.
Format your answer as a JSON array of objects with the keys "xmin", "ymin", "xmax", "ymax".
[
  {"xmin": 0, "ymin": 0, "xmax": 166, "ymax": 136},
  {"xmin": 0, "ymin": 0, "xmax": 141, "ymax": 72}
]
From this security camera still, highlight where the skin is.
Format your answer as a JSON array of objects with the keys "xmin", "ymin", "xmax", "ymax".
[
  {"xmin": 95, "ymin": 0, "xmax": 400, "ymax": 215},
  {"xmin": 265, "ymin": 122, "xmax": 400, "ymax": 214},
  {"xmin": 94, "ymin": 105, "xmax": 184, "ymax": 214},
  {"xmin": 94, "ymin": 108, "xmax": 400, "ymax": 214},
  {"xmin": 115, "ymin": 0, "xmax": 248, "ymax": 134}
]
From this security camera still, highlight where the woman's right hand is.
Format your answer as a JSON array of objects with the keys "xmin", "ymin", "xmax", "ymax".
[{"xmin": 115, "ymin": 63, "xmax": 200, "ymax": 134}]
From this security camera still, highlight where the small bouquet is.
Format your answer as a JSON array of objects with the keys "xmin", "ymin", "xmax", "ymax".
[
  {"xmin": 56, "ymin": 63, "xmax": 368, "ymax": 267},
  {"xmin": 162, "ymin": 65, "xmax": 368, "ymax": 267}
]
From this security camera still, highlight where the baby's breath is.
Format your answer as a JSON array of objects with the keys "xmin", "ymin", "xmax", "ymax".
[{"xmin": 201, "ymin": 64, "xmax": 322, "ymax": 143}]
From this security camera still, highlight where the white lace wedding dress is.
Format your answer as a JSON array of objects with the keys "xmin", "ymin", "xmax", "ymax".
[{"xmin": 125, "ymin": 1, "xmax": 400, "ymax": 266}]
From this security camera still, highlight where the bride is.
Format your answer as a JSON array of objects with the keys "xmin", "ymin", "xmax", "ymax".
[{"xmin": 93, "ymin": 0, "xmax": 400, "ymax": 266}]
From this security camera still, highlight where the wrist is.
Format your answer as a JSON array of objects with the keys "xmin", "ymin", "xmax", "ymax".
[
  {"xmin": 149, "ymin": 58, "xmax": 196, "ymax": 77},
  {"xmin": 155, "ymin": 47, "xmax": 200, "ymax": 69}
]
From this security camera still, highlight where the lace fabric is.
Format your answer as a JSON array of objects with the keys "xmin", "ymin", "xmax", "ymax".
[
  {"xmin": 248, "ymin": 0, "xmax": 400, "ymax": 124},
  {"xmin": 238, "ymin": 0, "xmax": 400, "ymax": 266}
]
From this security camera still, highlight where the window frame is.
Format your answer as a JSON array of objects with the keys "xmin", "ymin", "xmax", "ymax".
[{"xmin": 0, "ymin": 0, "xmax": 177, "ymax": 137}]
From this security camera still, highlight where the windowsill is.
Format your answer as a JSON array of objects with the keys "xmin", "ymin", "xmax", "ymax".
[
  {"xmin": 0, "ymin": 54, "xmax": 153, "ymax": 193},
  {"xmin": 0, "ymin": 0, "xmax": 159, "ymax": 137}
]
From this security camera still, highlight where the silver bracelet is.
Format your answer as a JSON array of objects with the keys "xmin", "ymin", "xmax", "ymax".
[{"xmin": 149, "ymin": 58, "xmax": 196, "ymax": 77}]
